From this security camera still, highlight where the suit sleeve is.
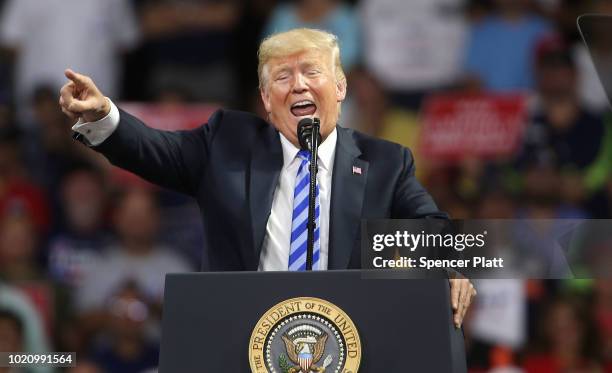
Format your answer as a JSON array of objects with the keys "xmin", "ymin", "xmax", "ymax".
[
  {"xmin": 391, "ymin": 147, "xmax": 448, "ymax": 219},
  {"xmin": 392, "ymin": 148, "xmax": 457, "ymax": 278},
  {"xmin": 85, "ymin": 107, "xmax": 224, "ymax": 196}
]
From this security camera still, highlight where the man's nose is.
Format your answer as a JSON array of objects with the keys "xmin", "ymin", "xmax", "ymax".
[{"xmin": 292, "ymin": 74, "xmax": 308, "ymax": 93}]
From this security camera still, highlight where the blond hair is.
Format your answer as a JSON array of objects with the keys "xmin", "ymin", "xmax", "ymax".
[{"xmin": 258, "ymin": 28, "xmax": 346, "ymax": 91}]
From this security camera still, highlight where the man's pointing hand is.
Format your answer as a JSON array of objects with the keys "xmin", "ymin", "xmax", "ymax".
[{"xmin": 59, "ymin": 69, "xmax": 110, "ymax": 123}]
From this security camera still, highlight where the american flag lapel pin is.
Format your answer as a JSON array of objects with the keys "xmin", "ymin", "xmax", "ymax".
[{"xmin": 352, "ymin": 165, "xmax": 362, "ymax": 175}]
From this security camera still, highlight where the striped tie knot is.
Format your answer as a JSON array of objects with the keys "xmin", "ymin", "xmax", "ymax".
[{"xmin": 297, "ymin": 149, "xmax": 311, "ymax": 162}]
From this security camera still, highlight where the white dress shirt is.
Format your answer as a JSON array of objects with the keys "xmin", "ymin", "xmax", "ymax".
[
  {"xmin": 258, "ymin": 129, "xmax": 336, "ymax": 271},
  {"xmin": 72, "ymin": 100, "xmax": 337, "ymax": 270}
]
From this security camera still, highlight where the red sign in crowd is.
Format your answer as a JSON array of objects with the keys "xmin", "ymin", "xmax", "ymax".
[
  {"xmin": 120, "ymin": 103, "xmax": 218, "ymax": 131},
  {"xmin": 420, "ymin": 94, "xmax": 528, "ymax": 162}
]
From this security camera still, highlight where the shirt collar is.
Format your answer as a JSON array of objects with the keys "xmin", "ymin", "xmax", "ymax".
[{"xmin": 279, "ymin": 127, "xmax": 337, "ymax": 172}]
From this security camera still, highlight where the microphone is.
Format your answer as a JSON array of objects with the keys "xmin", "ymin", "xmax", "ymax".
[{"xmin": 297, "ymin": 118, "xmax": 321, "ymax": 151}]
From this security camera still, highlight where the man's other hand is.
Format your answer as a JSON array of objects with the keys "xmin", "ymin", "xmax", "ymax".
[
  {"xmin": 449, "ymin": 278, "xmax": 476, "ymax": 328},
  {"xmin": 59, "ymin": 69, "xmax": 110, "ymax": 123}
]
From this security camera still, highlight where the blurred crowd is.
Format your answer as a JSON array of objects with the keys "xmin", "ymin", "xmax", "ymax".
[{"xmin": 0, "ymin": 0, "xmax": 611, "ymax": 372}]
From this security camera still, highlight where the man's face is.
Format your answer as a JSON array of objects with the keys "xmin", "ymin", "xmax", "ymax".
[
  {"xmin": 114, "ymin": 191, "xmax": 159, "ymax": 247},
  {"xmin": 260, "ymin": 49, "xmax": 346, "ymax": 146}
]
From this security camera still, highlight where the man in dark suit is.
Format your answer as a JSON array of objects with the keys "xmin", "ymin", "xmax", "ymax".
[{"xmin": 59, "ymin": 28, "xmax": 476, "ymax": 326}]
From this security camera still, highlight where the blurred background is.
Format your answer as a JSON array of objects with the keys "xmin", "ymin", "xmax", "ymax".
[{"xmin": 0, "ymin": 0, "xmax": 610, "ymax": 372}]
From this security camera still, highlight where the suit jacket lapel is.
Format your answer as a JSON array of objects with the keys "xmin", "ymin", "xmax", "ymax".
[
  {"xmin": 249, "ymin": 127, "xmax": 282, "ymax": 269},
  {"xmin": 329, "ymin": 127, "xmax": 369, "ymax": 269}
]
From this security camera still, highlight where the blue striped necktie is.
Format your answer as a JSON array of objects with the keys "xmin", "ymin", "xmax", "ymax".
[{"xmin": 288, "ymin": 150, "xmax": 320, "ymax": 271}]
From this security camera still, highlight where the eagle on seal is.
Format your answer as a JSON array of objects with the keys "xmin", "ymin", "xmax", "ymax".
[{"xmin": 282, "ymin": 332, "xmax": 329, "ymax": 372}]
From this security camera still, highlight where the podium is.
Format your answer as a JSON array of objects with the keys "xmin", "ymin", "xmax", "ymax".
[{"xmin": 159, "ymin": 270, "xmax": 467, "ymax": 372}]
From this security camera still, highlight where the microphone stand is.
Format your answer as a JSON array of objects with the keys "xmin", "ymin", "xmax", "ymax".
[{"xmin": 306, "ymin": 118, "xmax": 320, "ymax": 270}]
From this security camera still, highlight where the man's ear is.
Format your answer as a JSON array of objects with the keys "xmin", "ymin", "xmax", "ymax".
[
  {"xmin": 260, "ymin": 87, "xmax": 272, "ymax": 113},
  {"xmin": 336, "ymin": 78, "xmax": 347, "ymax": 102}
]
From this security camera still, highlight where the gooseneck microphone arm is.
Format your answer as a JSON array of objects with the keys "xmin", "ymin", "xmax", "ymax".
[{"xmin": 297, "ymin": 118, "xmax": 321, "ymax": 271}]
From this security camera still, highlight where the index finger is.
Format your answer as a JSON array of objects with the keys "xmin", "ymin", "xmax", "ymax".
[
  {"xmin": 64, "ymin": 69, "xmax": 90, "ymax": 86},
  {"xmin": 59, "ymin": 82, "xmax": 76, "ymax": 107}
]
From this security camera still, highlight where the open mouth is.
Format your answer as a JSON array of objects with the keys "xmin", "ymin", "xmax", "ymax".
[{"xmin": 290, "ymin": 100, "xmax": 317, "ymax": 117}]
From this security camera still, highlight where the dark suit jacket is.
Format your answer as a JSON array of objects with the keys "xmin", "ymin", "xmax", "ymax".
[{"xmin": 79, "ymin": 108, "xmax": 446, "ymax": 270}]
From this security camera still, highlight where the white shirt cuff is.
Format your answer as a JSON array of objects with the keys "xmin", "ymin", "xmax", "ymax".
[{"xmin": 71, "ymin": 98, "xmax": 120, "ymax": 146}]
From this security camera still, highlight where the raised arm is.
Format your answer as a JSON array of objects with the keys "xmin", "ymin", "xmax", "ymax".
[{"xmin": 59, "ymin": 69, "xmax": 215, "ymax": 196}]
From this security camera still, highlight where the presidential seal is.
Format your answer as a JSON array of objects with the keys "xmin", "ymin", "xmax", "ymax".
[{"xmin": 249, "ymin": 297, "xmax": 361, "ymax": 373}]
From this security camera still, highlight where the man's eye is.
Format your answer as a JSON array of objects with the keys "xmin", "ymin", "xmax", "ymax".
[
  {"xmin": 307, "ymin": 70, "xmax": 320, "ymax": 76},
  {"xmin": 275, "ymin": 74, "xmax": 289, "ymax": 81}
]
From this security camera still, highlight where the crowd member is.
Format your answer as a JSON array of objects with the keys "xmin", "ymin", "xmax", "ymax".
[
  {"xmin": 361, "ymin": 0, "xmax": 466, "ymax": 109},
  {"xmin": 47, "ymin": 166, "xmax": 111, "ymax": 288},
  {"xmin": 523, "ymin": 297, "xmax": 601, "ymax": 372},
  {"xmin": 263, "ymin": 0, "xmax": 361, "ymax": 72},
  {"xmin": 521, "ymin": 36, "xmax": 605, "ymax": 171},
  {"xmin": 88, "ymin": 282, "xmax": 159, "ymax": 373},
  {"xmin": 76, "ymin": 188, "xmax": 191, "ymax": 313},
  {"xmin": 0, "ymin": 125, "xmax": 49, "ymax": 233},
  {"xmin": 0, "ymin": 211, "xmax": 76, "ymax": 353},
  {"xmin": 516, "ymin": 36, "xmax": 608, "ymax": 217},
  {"xmin": 0, "ymin": 214, "xmax": 42, "ymax": 283},
  {"xmin": 463, "ymin": 0, "xmax": 552, "ymax": 92},
  {"xmin": 0, "ymin": 0, "xmax": 139, "ymax": 122},
  {"xmin": 137, "ymin": 0, "xmax": 240, "ymax": 104}
]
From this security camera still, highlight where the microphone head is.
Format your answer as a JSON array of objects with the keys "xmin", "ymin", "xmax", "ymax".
[
  {"xmin": 297, "ymin": 118, "xmax": 313, "ymax": 150},
  {"xmin": 297, "ymin": 118, "xmax": 321, "ymax": 151}
]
